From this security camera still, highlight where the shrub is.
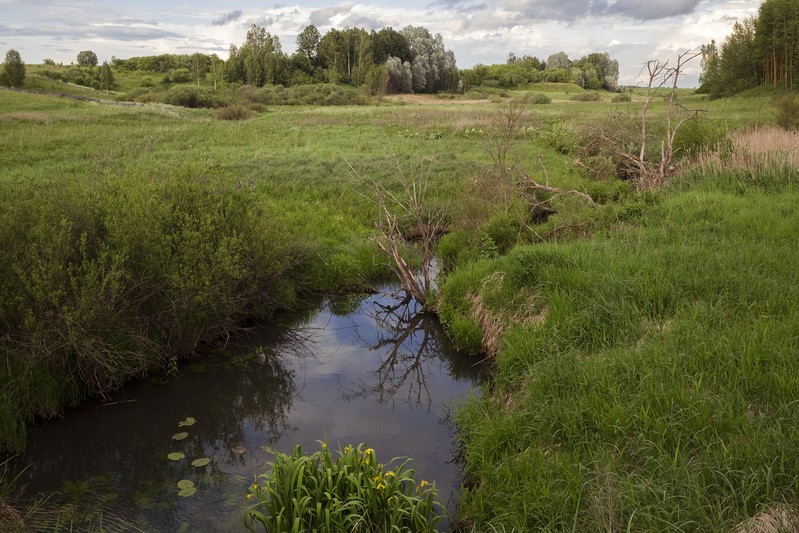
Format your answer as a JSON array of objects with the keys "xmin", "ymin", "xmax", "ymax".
[
  {"xmin": 215, "ymin": 105, "xmax": 254, "ymax": 121},
  {"xmin": 246, "ymin": 443, "xmax": 443, "ymax": 532},
  {"xmin": 0, "ymin": 172, "xmax": 298, "ymax": 452},
  {"xmin": 162, "ymin": 85, "xmax": 216, "ymax": 108},
  {"xmin": 611, "ymin": 92, "xmax": 632, "ymax": 103},
  {"xmin": 529, "ymin": 93, "xmax": 551, "ymax": 104},
  {"xmin": 571, "ymin": 92, "xmax": 602, "ymax": 102},
  {"xmin": 776, "ymin": 92, "xmax": 799, "ymax": 131}
]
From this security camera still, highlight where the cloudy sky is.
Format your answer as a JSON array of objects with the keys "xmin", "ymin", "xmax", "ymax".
[{"xmin": 0, "ymin": 0, "xmax": 763, "ymax": 86}]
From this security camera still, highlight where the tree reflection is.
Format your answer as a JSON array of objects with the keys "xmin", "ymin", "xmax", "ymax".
[{"xmin": 343, "ymin": 292, "xmax": 476, "ymax": 410}]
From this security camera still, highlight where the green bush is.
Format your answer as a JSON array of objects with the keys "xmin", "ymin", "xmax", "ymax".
[
  {"xmin": 570, "ymin": 92, "xmax": 602, "ymax": 102},
  {"xmin": 215, "ymin": 105, "xmax": 254, "ymax": 121},
  {"xmin": 0, "ymin": 172, "xmax": 298, "ymax": 452},
  {"xmin": 529, "ymin": 93, "xmax": 551, "ymax": 104},
  {"xmin": 246, "ymin": 443, "xmax": 443, "ymax": 532},
  {"xmin": 611, "ymin": 92, "xmax": 631, "ymax": 103},
  {"xmin": 162, "ymin": 85, "xmax": 217, "ymax": 108},
  {"xmin": 775, "ymin": 92, "xmax": 799, "ymax": 131}
]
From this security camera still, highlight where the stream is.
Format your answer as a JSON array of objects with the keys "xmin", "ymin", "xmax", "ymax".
[{"xmin": 10, "ymin": 287, "xmax": 487, "ymax": 531}]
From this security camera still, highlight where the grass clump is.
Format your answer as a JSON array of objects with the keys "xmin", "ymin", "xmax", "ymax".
[
  {"xmin": 215, "ymin": 104, "xmax": 255, "ymax": 121},
  {"xmin": 570, "ymin": 92, "xmax": 602, "ymax": 102},
  {"xmin": 245, "ymin": 442, "xmax": 442, "ymax": 532},
  {"xmin": 529, "ymin": 93, "xmax": 551, "ymax": 105}
]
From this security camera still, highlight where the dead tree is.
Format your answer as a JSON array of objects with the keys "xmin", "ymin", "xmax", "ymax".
[
  {"xmin": 636, "ymin": 50, "xmax": 704, "ymax": 189},
  {"xmin": 348, "ymin": 150, "xmax": 446, "ymax": 307}
]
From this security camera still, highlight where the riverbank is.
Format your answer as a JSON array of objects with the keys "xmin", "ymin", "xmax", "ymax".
[{"xmin": 440, "ymin": 144, "xmax": 799, "ymax": 530}]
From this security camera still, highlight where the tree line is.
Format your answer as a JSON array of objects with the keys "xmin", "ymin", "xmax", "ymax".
[
  {"xmin": 110, "ymin": 24, "xmax": 460, "ymax": 94},
  {"xmin": 3, "ymin": 21, "xmax": 624, "ymax": 96},
  {"xmin": 699, "ymin": 0, "xmax": 799, "ymax": 97},
  {"xmin": 461, "ymin": 51, "xmax": 620, "ymax": 92}
]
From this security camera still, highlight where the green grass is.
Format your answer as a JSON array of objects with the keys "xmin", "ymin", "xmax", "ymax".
[{"xmin": 442, "ymin": 164, "xmax": 799, "ymax": 530}]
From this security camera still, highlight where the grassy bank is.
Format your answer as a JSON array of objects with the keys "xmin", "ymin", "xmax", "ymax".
[{"xmin": 442, "ymin": 144, "xmax": 799, "ymax": 530}]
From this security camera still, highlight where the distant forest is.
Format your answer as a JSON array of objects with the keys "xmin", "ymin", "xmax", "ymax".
[
  {"xmin": 106, "ymin": 23, "xmax": 619, "ymax": 94},
  {"xmin": 5, "ymin": 22, "xmax": 624, "ymax": 95},
  {"xmin": 700, "ymin": 0, "xmax": 799, "ymax": 97}
]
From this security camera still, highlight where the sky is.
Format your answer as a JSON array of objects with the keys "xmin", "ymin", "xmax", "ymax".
[{"xmin": 0, "ymin": 0, "xmax": 764, "ymax": 87}]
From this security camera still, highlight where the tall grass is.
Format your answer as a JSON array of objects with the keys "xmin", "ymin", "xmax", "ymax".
[{"xmin": 443, "ymin": 160, "xmax": 799, "ymax": 530}]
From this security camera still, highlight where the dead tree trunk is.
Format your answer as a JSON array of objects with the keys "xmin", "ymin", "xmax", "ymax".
[
  {"xmin": 636, "ymin": 51, "xmax": 704, "ymax": 189},
  {"xmin": 348, "ymin": 152, "xmax": 445, "ymax": 307}
]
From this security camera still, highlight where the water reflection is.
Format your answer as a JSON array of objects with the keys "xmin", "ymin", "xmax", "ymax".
[
  {"xmin": 343, "ymin": 293, "xmax": 473, "ymax": 410},
  {"xmin": 12, "ymin": 288, "xmax": 486, "ymax": 532}
]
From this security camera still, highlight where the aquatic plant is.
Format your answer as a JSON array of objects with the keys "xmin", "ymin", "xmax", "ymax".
[{"xmin": 245, "ymin": 442, "xmax": 443, "ymax": 532}]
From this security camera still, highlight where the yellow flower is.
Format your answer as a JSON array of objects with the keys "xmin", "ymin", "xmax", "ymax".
[
  {"xmin": 420, "ymin": 480, "xmax": 428, "ymax": 487},
  {"xmin": 377, "ymin": 482, "xmax": 386, "ymax": 491},
  {"xmin": 321, "ymin": 442, "xmax": 328, "ymax": 450},
  {"xmin": 246, "ymin": 493, "xmax": 253, "ymax": 500},
  {"xmin": 251, "ymin": 483, "xmax": 259, "ymax": 490},
  {"xmin": 373, "ymin": 474, "xmax": 382, "ymax": 482},
  {"xmin": 384, "ymin": 471, "xmax": 395, "ymax": 478}
]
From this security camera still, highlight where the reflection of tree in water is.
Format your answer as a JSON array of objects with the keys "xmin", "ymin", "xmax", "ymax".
[{"xmin": 343, "ymin": 292, "xmax": 487, "ymax": 410}]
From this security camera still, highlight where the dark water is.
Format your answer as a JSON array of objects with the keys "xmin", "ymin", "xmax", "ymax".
[{"xmin": 11, "ymin": 289, "xmax": 487, "ymax": 531}]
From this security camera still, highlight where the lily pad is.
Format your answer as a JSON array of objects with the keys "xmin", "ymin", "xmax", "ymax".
[
  {"xmin": 191, "ymin": 457, "xmax": 211, "ymax": 467},
  {"xmin": 178, "ymin": 417, "xmax": 196, "ymax": 427},
  {"xmin": 167, "ymin": 452, "xmax": 185, "ymax": 461},
  {"xmin": 177, "ymin": 479, "xmax": 194, "ymax": 490},
  {"xmin": 171, "ymin": 432, "xmax": 189, "ymax": 441},
  {"xmin": 231, "ymin": 446, "xmax": 246, "ymax": 454},
  {"xmin": 178, "ymin": 486, "xmax": 197, "ymax": 497}
]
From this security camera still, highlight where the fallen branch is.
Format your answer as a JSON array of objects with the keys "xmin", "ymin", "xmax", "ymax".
[{"xmin": 522, "ymin": 172, "xmax": 598, "ymax": 207}]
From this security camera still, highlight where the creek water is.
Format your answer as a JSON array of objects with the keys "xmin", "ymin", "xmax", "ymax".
[{"xmin": 11, "ymin": 288, "xmax": 487, "ymax": 531}]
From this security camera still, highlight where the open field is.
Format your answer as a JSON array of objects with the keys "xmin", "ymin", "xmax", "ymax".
[{"xmin": 2, "ymin": 80, "xmax": 798, "ymax": 530}]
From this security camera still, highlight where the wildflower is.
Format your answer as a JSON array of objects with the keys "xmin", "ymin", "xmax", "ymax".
[
  {"xmin": 384, "ymin": 471, "xmax": 395, "ymax": 478},
  {"xmin": 321, "ymin": 442, "xmax": 328, "ymax": 451},
  {"xmin": 420, "ymin": 480, "xmax": 428, "ymax": 487},
  {"xmin": 246, "ymin": 493, "xmax": 253, "ymax": 500},
  {"xmin": 377, "ymin": 482, "xmax": 386, "ymax": 491}
]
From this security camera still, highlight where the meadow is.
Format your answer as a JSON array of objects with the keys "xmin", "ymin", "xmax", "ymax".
[{"xmin": 1, "ymin": 74, "xmax": 798, "ymax": 530}]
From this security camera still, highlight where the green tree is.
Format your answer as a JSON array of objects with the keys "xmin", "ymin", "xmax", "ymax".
[
  {"xmin": 2, "ymin": 49, "xmax": 25, "ymax": 87},
  {"xmin": 76, "ymin": 50, "xmax": 98, "ymax": 67},
  {"xmin": 240, "ymin": 25, "xmax": 282, "ymax": 86},
  {"xmin": 190, "ymin": 53, "xmax": 207, "ymax": 86},
  {"xmin": 99, "ymin": 61, "xmax": 115, "ymax": 90},
  {"xmin": 296, "ymin": 25, "xmax": 321, "ymax": 64}
]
